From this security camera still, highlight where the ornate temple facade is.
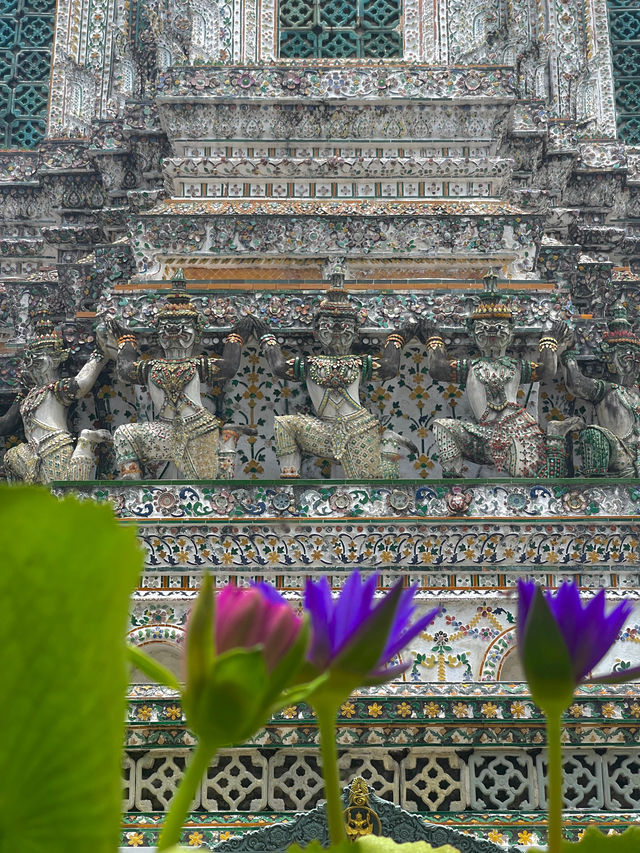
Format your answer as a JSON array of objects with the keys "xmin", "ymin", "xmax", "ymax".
[{"xmin": 2, "ymin": 0, "xmax": 640, "ymax": 846}]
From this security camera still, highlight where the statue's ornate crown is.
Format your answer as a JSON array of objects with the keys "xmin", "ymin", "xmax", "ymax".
[
  {"xmin": 317, "ymin": 257, "xmax": 360, "ymax": 322},
  {"xmin": 471, "ymin": 270, "xmax": 513, "ymax": 322},
  {"xmin": 25, "ymin": 306, "xmax": 67, "ymax": 356},
  {"xmin": 601, "ymin": 301, "xmax": 640, "ymax": 348},
  {"xmin": 154, "ymin": 269, "xmax": 202, "ymax": 326}
]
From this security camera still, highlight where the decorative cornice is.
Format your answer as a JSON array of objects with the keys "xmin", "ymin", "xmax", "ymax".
[{"xmin": 156, "ymin": 64, "xmax": 518, "ymax": 103}]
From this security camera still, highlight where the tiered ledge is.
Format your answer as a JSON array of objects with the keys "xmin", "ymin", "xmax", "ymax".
[{"xmin": 121, "ymin": 683, "xmax": 640, "ymax": 848}]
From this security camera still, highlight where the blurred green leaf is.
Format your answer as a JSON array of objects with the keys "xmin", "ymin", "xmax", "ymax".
[
  {"xmin": 532, "ymin": 826, "xmax": 640, "ymax": 852},
  {"xmin": 357, "ymin": 839, "xmax": 461, "ymax": 853},
  {"xmin": 0, "ymin": 486, "xmax": 142, "ymax": 853},
  {"xmin": 184, "ymin": 573, "xmax": 214, "ymax": 708},
  {"xmin": 288, "ymin": 841, "xmax": 352, "ymax": 853}
]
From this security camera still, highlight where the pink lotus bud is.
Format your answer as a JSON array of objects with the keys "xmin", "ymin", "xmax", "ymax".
[{"xmin": 215, "ymin": 584, "xmax": 301, "ymax": 672}]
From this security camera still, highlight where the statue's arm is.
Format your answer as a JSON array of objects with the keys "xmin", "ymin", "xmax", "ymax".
[
  {"xmin": 97, "ymin": 322, "xmax": 140, "ymax": 385},
  {"xmin": 376, "ymin": 318, "xmax": 419, "ymax": 379},
  {"xmin": 208, "ymin": 316, "xmax": 254, "ymax": 380},
  {"xmin": 532, "ymin": 321, "xmax": 567, "ymax": 382},
  {"xmin": 563, "ymin": 355, "xmax": 602, "ymax": 402},
  {"xmin": 74, "ymin": 351, "xmax": 109, "ymax": 395},
  {"xmin": 420, "ymin": 320, "xmax": 455, "ymax": 382},
  {"xmin": 116, "ymin": 341, "xmax": 142, "ymax": 385},
  {"xmin": 254, "ymin": 317, "xmax": 299, "ymax": 382},
  {"xmin": 0, "ymin": 400, "xmax": 20, "ymax": 434}
]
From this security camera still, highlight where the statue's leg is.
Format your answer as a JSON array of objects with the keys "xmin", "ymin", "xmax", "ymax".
[
  {"xmin": 113, "ymin": 422, "xmax": 171, "ymax": 479},
  {"xmin": 218, "ymin": 428, "xmax": 240, "ymax": 479},
  {"xmin": 543, "ymin": 417, "xmax": 585, "ymax": 477},
  {"xmin": 503, "ymin": 435, "xmax": 546, "ymax": 478},
  {"xmin": 67, "ymin": 429, "xmax": 112, "ymax": 481},
  {"xmin": 182, "ymin": 428, "xmax": 219, "ymax": 479},
  {"xmin": 340, "ymin": 422, "xmax": 385, "ymax": 478},
  {"xmin": 274, "ymin": 415, "xmax": 334, "ymax": 478},
  {"xmin": 3, "ymin": 443, "xmax": 36, "ymax": 483},
  {"xmin": 273, "ymin": 415, "xmax": 302, "ymax": 477},
  {"xmin": 217, "ymin": 424, "xmax": 258, "ymax": 479},
  {"xmin": 114, "ymin": 424, "xmax": 144, "ymax": 479},
  {"xmin": 578, "ymin": 427, "xmax": 612, "ymax": 477},
  {"xmin": 433, "ymin": 419, "xmax": 465, "ymax": 477},
  {"xmin": 39, "ymin": 439, "xmax": 74, "ymax": 483}
]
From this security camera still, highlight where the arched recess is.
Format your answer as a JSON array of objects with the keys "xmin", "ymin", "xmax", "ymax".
[
  {"xmin": 479, "ymin": 627, "xmax": 525, "ymax": 682},
  {"xmin": 128, "ymin": 624, "xmax": 185, "ymax": 683}
]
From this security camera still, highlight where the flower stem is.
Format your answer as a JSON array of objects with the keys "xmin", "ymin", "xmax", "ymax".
[
  {"xmin": 546, "ymin": 710, "xmax": 564, "ymax": 853},
  {"xmin": 315, "ymin": 701, "xmax": 346, "ymax": 845},
  {"xmin": 158, "ymin": 741, "xmax": 215, "ymax": 850}
]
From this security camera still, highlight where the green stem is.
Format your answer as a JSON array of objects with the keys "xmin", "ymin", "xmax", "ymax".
[
  {"xmin": 546, "ymin": 710, "xmax": 564, "ymax": 853},
  {"xmin": 158, "ymin": 740, "xmax": 215, "ymax": 850},
  {"xmin": 315, "ymin": 701, "xmax": 346, "ymax": 845}
]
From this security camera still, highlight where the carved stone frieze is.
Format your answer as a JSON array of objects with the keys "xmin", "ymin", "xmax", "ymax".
[
  {"xmin": 130, "ymin": 211, "xmax": 541, "ymax": 275},
  {"xmin": 159, "ymin": 102, "xmax": 511, "ymax": 146},
  {"xmin": 54, "ymin": 479, "xmax": 640, "ymax": 523},
  {"xmin": 95, "ymin": 289, "xmax": 571, "ymax": 332}
]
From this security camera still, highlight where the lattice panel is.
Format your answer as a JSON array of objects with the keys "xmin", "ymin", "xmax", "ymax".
[
  {"xmin": 468, "ymin": 752, "xmax": 537, "ymax": 810},
  {"xmin": 0, "ymin": 0, "xmax": 54, "ymax": 148},
  {"xmin": 269, "ymin": 751, "xmax": 325, "ymax": 811},
  {"xmin": 400, "ymin": 751, "xmax": 465, "ymax": 812},
  {"xmin": 608, "ymin": 0, "xmax": 640, "ymax": 142},
  {"xmin": 338, "ymin": 750, "xmax": 399, "ymax": 802},
  {"xmin": 122, "ymin": 754, "xmax": 136, "ymax": 812},
  {"xmin": 536, "ymin": 751, "xmax": 604, "ymax": 810},
  {"xmin": 122, "ymin": 747, "xmax": 640, "ymax": 815},
  {"xmin": 279, "ymin": 0, "xmax": 402, "ymax": 58},
  {"xmin": 603, "ymin": 751, "xmax": 640, "ymax": 809},
  {"xmin": 203, "ymin": 751, "xmax": 268, "ymax": 811},
  {"xmin": 135, "ymin": 751, "xmax": 201, "ymax": 811}
]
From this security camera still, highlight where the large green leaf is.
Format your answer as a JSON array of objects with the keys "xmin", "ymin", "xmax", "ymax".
[{"xmin": 0, "ymin": 487, "xmax": 142, "ymax": 853}]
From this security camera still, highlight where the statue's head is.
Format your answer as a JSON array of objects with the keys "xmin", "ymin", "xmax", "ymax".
[
  {"xmin": 600, "ymin": 301, "xmax": 640, "ymax": 384},
  {"xmin": 314, "ymin": 293, "xmax": 360, "ymax": 355},
  {"xmin": 154, "ymin": 269, "xmax": 202, "ymax": 355},
  {"xmin": 22, "ymin": 308, "xmax": 69, "ymax": 383},
  {"xmin": 315, "ymin": 258, "xmax": 360, "ymax": 355},
  {"xmin": 467, "ymin": 270, "xmax": 514, "ymax": 357},
  {"xmin": 469, "ymin": 286, "xmax": 514, "ymax": 358}
]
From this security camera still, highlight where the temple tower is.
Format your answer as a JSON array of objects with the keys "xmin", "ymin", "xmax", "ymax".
[{"xmin": 1, "ymin": 0, "xmax": 640, "ymax": 846}]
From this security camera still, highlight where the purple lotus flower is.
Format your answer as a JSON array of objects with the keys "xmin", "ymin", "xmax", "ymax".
[
  {"xmin": 304, "ymin": 571, "xmax": 439, "ymax": 683},
  {"xmin": 215, "ymin": 583, "xmax": 301, "ymax": 672},
  {"xmin": 516, "ymin": 580, "xmax": 640, "ymax": 853},
  {"xmin": 517, "ymin": 580, "xmax": 639, "ymax": 688}
]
